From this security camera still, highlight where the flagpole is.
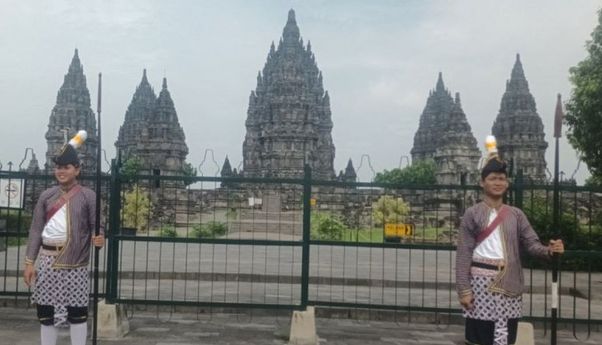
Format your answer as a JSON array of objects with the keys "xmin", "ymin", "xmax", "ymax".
[
  {"xmin": 551, "ymin": 93, "xmax": 563, "ymax": 345},
  {"xmin": 93, "ymin": 72, "xmax": 102, "ymax": 345}
]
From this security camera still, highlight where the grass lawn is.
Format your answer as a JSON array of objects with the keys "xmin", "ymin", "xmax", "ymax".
[{"xmin": 338, "ymin": 226, "xmax": 453, "ymax": 243}]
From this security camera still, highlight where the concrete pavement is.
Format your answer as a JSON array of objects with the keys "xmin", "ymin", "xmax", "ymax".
[{"xmin": 1, "ymin": 306, "xmax": 601, "ymax": 345}]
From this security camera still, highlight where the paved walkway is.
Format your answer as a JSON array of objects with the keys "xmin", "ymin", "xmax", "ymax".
[{"xmin": 1, "ymin": 306, "xmax": 601, "ymax": 345}]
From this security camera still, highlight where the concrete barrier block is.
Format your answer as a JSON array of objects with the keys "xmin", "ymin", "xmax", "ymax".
[
  {"xmin": 97, "ymin": 300, "xmax": 129, "ymax": 339},
  {"xmin": 515, "ymin": 322, "xmax": 534, "ymax": 345},
  {"xmin": 289, "ymin": 306, "xmax": 317, "ymax": 345}
]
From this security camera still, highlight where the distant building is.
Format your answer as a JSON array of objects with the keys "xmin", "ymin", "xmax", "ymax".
[
  {"xmin": 411, "ymin": 73, "xmax": 480, "ymax": 184},
  {"xmin": 115, "ymin": 71, "xmax": 189, "ymax": 176},
  {"xmin": 492, "ymin": 54, "xmax": 548, "ymax": 182},
  {"xmin": 242, "ymin": 9, "xmax": 336, "ymax": 180},
  {"xmin": 45, "ymin": 49, "xmax": 98, "ymax": 175}
]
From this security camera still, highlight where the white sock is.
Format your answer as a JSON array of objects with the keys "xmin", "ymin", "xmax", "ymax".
[
  {"xmin": 40, "ymin": 325, "xmax": 58, "ymax": 345},
  {"xmin": 69, "ymin": 322, "xmax": 87, "ymax": 345}
]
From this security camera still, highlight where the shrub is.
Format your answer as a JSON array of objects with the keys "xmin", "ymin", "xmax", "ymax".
[
  {"xmin": 311, "ymin": 213, "xmax": 347, "ymax": 241},
  {"xmin": 122, "ymin": 185, "xmax": 151, "ymax": 232},
  {"xmin": 191, "ymin": 221, "xmax": 228, "ymax": 238},
  {"xmin": 371, "ymin": 195, "xmax": 410, "ymax": 227},
  {"xmin": 159, "ymin": 226, "xmax": 177, "ymax": 238}
]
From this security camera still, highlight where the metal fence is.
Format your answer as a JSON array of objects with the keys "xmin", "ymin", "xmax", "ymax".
[{"xmin": 1, "ymin": 163, "xmax": 601, "ymax": 336}]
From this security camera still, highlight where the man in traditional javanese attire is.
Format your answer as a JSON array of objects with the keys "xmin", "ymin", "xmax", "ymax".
[
  {"xmin": 23, "ymin": 131, "xmax": 105, "ymax": 345},
  {"xmin": 456, "ymin": 135, "xmax": 565, "ymax": 345}
]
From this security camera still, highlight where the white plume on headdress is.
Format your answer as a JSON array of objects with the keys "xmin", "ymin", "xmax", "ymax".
[
  {"xmin": 485, "ymin": 135, "xmax": 497, "ymax": 154},
  {"xmin": 479, "ymin": 135, "xmax": 499, "ymax": 169},
  {"xmin": 68, "ymin": 130, "xmax": 87, "ymax": 149}
]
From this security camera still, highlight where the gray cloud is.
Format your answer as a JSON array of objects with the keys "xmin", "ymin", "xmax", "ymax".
[{"xmin": 0, "ymin": 0, "xmax": 598, "ymax": 182}]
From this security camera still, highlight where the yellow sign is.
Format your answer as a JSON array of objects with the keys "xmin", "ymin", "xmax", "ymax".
[
  {"xmin": 310, "ymin": 198, "xmax": 317, "ymax": 206},
  {"xmin": 384, "ymin": 223, "xmax": 414, "ymax": 237}
]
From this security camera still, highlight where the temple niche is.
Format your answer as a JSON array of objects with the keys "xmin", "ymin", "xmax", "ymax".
[{"xmin": 242, "ymin": 9, "xmax": 336, "ymax": 180}]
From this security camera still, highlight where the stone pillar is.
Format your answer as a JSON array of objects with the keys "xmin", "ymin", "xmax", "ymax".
[
  {"xmin": 97, "ymin": 300, "xmax": 129, "ymax": 339},
  {"xmin": 288, "ymin": 306, "xmax": 318, "ymax": 345}
]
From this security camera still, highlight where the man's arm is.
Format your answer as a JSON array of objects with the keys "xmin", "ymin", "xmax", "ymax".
[
  {"xmin": 24, "ymin": 192, "xmax": 47, "ymax": 264},
  {"xmin": 517, "ymin": 209, "xmax": 552, "ymax": 260},
  {"xmin": 456, "ymin": 208, "xmax": 476, "ymax": 298}
]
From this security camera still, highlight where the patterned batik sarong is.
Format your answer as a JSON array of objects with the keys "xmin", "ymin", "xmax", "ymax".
[
  {"xmin": 463, "ymin": 260, "xmax": 522, "ymax": 345},
  {"xmin": 31, "ymin": 250, "xmax": 89, "ymax": 327}
]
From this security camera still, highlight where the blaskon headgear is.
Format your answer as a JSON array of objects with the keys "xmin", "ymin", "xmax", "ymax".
[
  {"xmin": 480, "ymin": 135, "xmax": 507, "ymax": 180},
  {"xmin": 53, "ymin": 130, "xmax": 87, "ymax": 166}
]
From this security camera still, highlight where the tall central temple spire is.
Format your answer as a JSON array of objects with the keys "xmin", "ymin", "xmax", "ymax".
[{"xmin": 242, "ymin": 9, "xmax": 336, "ymax": 179}]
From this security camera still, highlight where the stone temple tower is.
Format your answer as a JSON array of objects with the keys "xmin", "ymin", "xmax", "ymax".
[
  {"xmin": 492, "ymin": 54, "xmax": 548, "ymax": 182},
  {"xmin": 242, "ymin": 9, "xmax": 336, "ymax": 180},
  {"xmin": 115, "ymin": 69, "xmax": 157, "ymax": 163},
  {"xmin": 411, "ymin": 73, "xmax": 480, "ymax": 184},
  {"xmin": 116, "ymin": 72, "xmax": 188, "ymax": 176},
  {"xmin": 45, "ymin": 49, "xmax": 98, "ymax": 174}
]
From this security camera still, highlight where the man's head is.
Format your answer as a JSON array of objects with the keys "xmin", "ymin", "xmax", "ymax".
[
  {"xmin": 480, "ymin": 157, "xmax": 508, "ymax": 197},
  {"xmin": 54, "ymin": 163, "xmax": 81, "ymax": 185},
  {"xmin": 53, "ymin": 144, "xmax": 80, "ymax": 167},
  {"xmin": 52, "ymin": 130, "xmax": 86, "ymax": 186}
]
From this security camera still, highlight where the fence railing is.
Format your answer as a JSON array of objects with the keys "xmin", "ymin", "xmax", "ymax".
[{"xmin": 1, "ymin": 163, "xmax": 601, "ymax": 335}]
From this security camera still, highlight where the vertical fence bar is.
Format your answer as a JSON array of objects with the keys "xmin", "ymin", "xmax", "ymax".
[
  {"xmin": 106, "ymin": 159, "xmax": 121, "ymax": 303},
  {"xmin": 301, "ymin": 164, "xmax": 311, "ymax": 309},
  {"xmin": 514, "ymin": 169, "xmax": 524, "ymax": 210}
]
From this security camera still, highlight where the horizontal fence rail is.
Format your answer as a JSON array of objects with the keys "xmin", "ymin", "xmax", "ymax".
[{"xmin": 1, "ymin": 164, "xmax": 601, "ymax": 337}]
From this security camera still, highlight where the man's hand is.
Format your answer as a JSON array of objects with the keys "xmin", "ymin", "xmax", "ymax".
[
  {"xmin": 92, "ymin": 234, "xmax": 105, "ymax": 248},
  {"xmin": 548, "ymin": 239, "xmax": 564, "ymax": 255},
  {"xmin": 23, "ymin": 263, "xmax": 36, "ymax": 287},
  {"xmin": 459, "ymin": 293, "xmax": 474, "ymax": 310}
]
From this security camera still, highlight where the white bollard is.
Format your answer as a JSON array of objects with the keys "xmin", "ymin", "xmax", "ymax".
[
  {"xmin": 288, "ymin": 306, "xmax": 318, "ymax": 345},
  {"xmin": 515, "ymin": 322, "xmax": 534, "ymax": 345},
  {"xmin": 96, "ymin": 300, "xmax": 129, "ymax": 339}
]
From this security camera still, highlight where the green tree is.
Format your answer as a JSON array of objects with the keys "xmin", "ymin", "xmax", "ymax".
[
  {"xmin": 566, "ymin": 9, "xmax": 602, "ymax": 178},
  {"xmin": 181, "ymin": 162, "xmax": 197, "ymax": 186},
  {"xmin": 371, "ymin": 195, "xmax": 410, "ymax": 227},
  {"xmin": 122, "ymin": 185, "xmax": 151, "ymax": 232},
  {"xmin": 121, "ymin": 156, "xmax": 143, "ymax": 182},
  {"xmin": 374, "ymin": 160, "xmax": 436, "ymax": 185}
]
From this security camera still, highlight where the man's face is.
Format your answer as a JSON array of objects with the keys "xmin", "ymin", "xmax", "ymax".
[
  {"xmin": 54, "ymin": 164, "xmax": 80, "ymax": 185},
  {"xmin": 480, "ymin": 172, "xmax": 508, "ymax": 198}
]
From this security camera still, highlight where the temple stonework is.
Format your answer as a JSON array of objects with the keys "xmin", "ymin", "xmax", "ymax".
[
  {"xmin": 411, "ymin": 73, "xmax": 480, "ymax": 184},
  {"xmin": 242, "ymin": 9, "xmax": 336, "ymax": 180},
  {"xmin": 492, "ymin": 54, "xmax": 548, "ymax": 182},
  {"xmin": 116, "ymin": 72, "xmax": 189, "ymax": 176},
  {"xmin": 45, "ymin": 49, "xmax": 98, "ymax": 174}
]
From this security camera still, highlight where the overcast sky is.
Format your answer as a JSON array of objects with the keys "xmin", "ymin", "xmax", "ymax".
[{"xmin": 0, "ymin": 0, "xmax": 599, "ymax": 182}]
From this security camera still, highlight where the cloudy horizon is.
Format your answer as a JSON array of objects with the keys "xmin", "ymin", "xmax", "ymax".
[{"xmin": 0, "ymin": 0, "xmax": 599, "ymax": 182}]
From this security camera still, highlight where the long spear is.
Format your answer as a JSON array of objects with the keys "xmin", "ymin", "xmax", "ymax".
[
  {"xmin": 551, "ymin": 93, "xmax": 563, "ymax": 345},
  {"xmin": 93, "ymin": 73, "xmax": 102, "ymax": 345}
]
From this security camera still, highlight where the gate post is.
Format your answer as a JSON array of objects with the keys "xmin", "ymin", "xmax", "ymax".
[
  {"xmin": 105, "ymin": 158, "xmax": 121, "ymax": 303},
  {"xmin": 515, "ymin": 169, "xmax": 524, "ymax": 210},
  {"xmin": 301, "ymin": 164, "xmax": 311, "ymax": 308}
]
